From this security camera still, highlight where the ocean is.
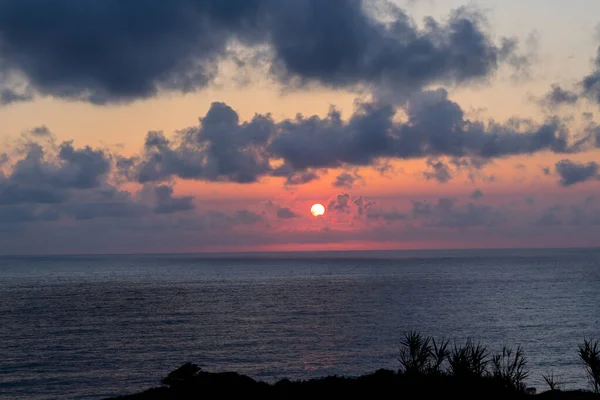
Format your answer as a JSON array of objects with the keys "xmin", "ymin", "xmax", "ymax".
[{"xmin": 1, "ymin": 248, "xmax": 599, "ymax": 399}]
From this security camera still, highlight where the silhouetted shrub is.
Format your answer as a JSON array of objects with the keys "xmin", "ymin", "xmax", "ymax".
[
  {"xmin": 398, "ymin": 331, "xmax": 432, "ymax": 375},
  {"xmin": 578, "ymin": 339, "xmax": 600, "ymax": 393},
  {"xmin": 491, "ymin": 345, "xmax": 529, "ymax": 391},
  {"xmin": 398, "ymin": 331, "xmax": 450, "ymax": 376},
  {"xmin": 448, "ymin": 339, "xmax": 489, "ymax": 378},
  {"xmin": 542, "ymin": 371, "xmax": 563, "ymax": 391}
]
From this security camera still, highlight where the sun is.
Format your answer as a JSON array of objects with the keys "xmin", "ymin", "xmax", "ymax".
[{"xmin": 311, "ymin": 203, "xmax": 325, "ymax": 217}]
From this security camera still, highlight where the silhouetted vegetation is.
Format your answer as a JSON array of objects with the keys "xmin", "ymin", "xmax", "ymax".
[
  {"xmin": 105, "ymin": 333, "xmax": 600, "ymax": 400},
  {"xmin": 542, "ymin": 371, "xmax": 564, "ymax": 391},
  {"xmin": 579, "ymin": 339, "xmax": 600, "ymax": 393}
]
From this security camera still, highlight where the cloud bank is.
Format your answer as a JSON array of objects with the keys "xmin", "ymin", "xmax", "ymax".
[{"xmin": 0, "ymin": 0, "xmax": 530, "ymax": 104}]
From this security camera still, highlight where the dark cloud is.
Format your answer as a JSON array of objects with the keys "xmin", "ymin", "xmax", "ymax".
[
  {"xmin": 471, "ymin": 189, "xmax": 484, "ymax": 199},
  {"xmin": 29, "ymin": 126, "xmax": 52, "ymax": 137},
  {"xmin": 541, "ymin": 84, "xmax": 579, "ymax": 107},
  {"xmin": 270, "ymin": 3, "xmax": 525, "ymax": 97},
  {"xmin": 134, "ymin": 102, "xmax": 274, "ymax": 184},
  {"xmin": 276, "ymin": 169, "xmax": 320, "ymax": 186},
  {"xmin": 0, "ymin": 0, "xmax": 266, "ymax": 104},
  {"xmin": 0, "ymin": 86, "xmax": 34, "ymax": 105},
  {"xmin": 366, "ymin": 209, "xmax": 406, "ymax": 222},
  {"xmin": 129, "ymin": 90, "xmax": 583, "ymax": 186},
  {"xmin": 410, "ymin": 197, "xmax": 504, "ymax": 228},
  {"xmin": 542, "ymin": 166, "xmax": 551, "ymax": 176},
  {"xmin": 535, "ymin": 206, "xmax": 563, "ymax": 227},
  {"xmin": 581, "ymin": 47, "xmax": 600, "ymax": 104},
  {"xmin": 276, "ymin": 207, "xmax": 298, "ymax": 219},
  {"xmin": 64, "ymin": 201, "xmax": 148, "ymax": 221},
  {"xmin": 0, "ymin": 140, "xmax": 111, "ymax": 205},
  {"xmin": 333, "ymin": 170, "xmax": 363, "ymax": 189},
  {"xmin": 423, "ymin": 158, "xmax": 452, "ymax": 183},
  {"xmin": 353, "ymin": 196, "xmax": 374, "ymax": 216},
  {"xmin": 0, "ymin": 204, "xmax": 60, "ymax": 224},
  {"xmin": 555, "ymin": 160, "xmax": 599, "ymax": 186},
  {"xmin": 0, "ymin": 0, "xmax": 528, "ymax": 104},
  {"xmin": 328, "ymin": 193, "xmax": 352, "ymax": 213},
  {"xmin": 153, "ymin": 185, "xmax": 195, "ymax": 214},
  {"xmin": 270, "ymin": 89, "xmax": 575, "ymax": 174},
  {"xmin": 229, "ymin": 209, "xmax": 264, "ymax": 225},
  {"xmin": 569, "ymin": 203, "xmax": 600, "ymax": 226},
  {"xmin": 542, "ymin": 46, "xmax": 600, "ymax": 107}
]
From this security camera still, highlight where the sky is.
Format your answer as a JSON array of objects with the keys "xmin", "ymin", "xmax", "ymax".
[{"xmin": 1, "ymin": 0, "xmax": 600, "ymax": 254}]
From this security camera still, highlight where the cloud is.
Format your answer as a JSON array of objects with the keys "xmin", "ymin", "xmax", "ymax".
[
  {"xmin": 134, "ymin": 102, "xmax": 274, "ymax": 184},
  {"xmin": 353, "ymin": 196, "xmax": 375, "ymax": 216},
  {"xmin": 535, "ymin": 206, "xmax": 563, "ymax": 226},
  {"xmin": 423, "ymin": 158, "xmax": 453, "ymax": 183},
  {"xmin": 0, "ymin": 204, "xmax": 60, "ymax": 224},
  {"xmin": 569, "ymin": 201, "xmax": 600, "ymax": 226},
  {"xmin": 0, "ymin": 0, "xmax": 267, "ymax": 104},
  {"xmin": 333, "ymin": 170, "xmax": 363, "ymax": 189},
  {"xmin": 541, "ymin": 84, "xmax": 579, "ymax": 107},
  {"xmin": 471, "ymin": 189, "xmax": 484, "ymax": 199},
  {"xmin": 555, "ymin": 160, "xmax": 599, "ymax": 186},
  {"xmin": 29, "ymin": 126, "xmax": 53, "ymax": 137},
  {"xmin": 152, "ymin": 185, "xmax": 196, "ymax": 214},
  {"xmin": 366, "ymin": 209, "xmax": 407, "ymax": 221},
  {"xmin": 541, "ymin": 45, "xmax": 600, "ymax": 107},
  {"xmin": 276, "ymin": 207, "xmax": 298, "ymax": 219},
  {"xmin": 328, "ymin": 193, "xmax": 352, "ymax": 213},
  {"xmin": 270, "ymin": 3, "xmax": 527, "ymax": 98},
  {"xmin": 0, "ymin": 138, "xmax": 111, "ymax": 206},
  {"xmin": 125, "ymin": 91, "xmax": 585, "ymax": 186},
  {"xmin": 0, "ymin": 0, "xmax": 530, "ymax": 104},
  {"xmin": 229, "ymin": 209, "xmax": 264, "ymax": 225},
  {"xmin": 410, "ymin": 197, "xmax": 504, "ymax": 228}
]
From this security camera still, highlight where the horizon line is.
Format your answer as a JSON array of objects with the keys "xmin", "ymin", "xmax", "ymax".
[{"xmin": 1, "ymin": 244, "xmax": 599, "ymax": 258}]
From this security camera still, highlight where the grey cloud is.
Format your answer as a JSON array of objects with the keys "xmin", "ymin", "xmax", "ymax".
[
  {"xmin": 130, "ymin": 91, "xmax": 582, "ymax": 186},
  {"xmin": 30, "ymin": 126, "xmax": 52, "ymax": 137},
  {"xmin": 541, "ymin": 84, "xmax": 579, "ymax": 107},
  {"xmin": 542, "ymin": 166, "xmax": 551, "ymax": 176},
  {"xmin": 0, "ymin": 204, "xmax": 60, "ymax": 224},
  {"xmin": 471, "ymin": 189, "xmax": 484, "ymax": 199},
  {"xmin": 153, "ymin": 185, "xmax": 195, "ymax": 214},
  {"xmin": 270, "ymin": 89, "xmax": 574, "ymax": 172},
  {"xmin": 135, "ymin": 103, "xmax": 274, "ymax": 184},
  {"xmin": 353, "ymin": 196, "xmax": 374, "ymax": 216},
  {"xmin": 270, "ymin": 4, "xmax": 522, "ymax": 95},
  {"xmin": 277, "ymin": 169, "xmax": 320, "ymax": 186},
  {"xmin": 333, "ymin": 170, "xmax": 363, "ymax": 189},
  {"xmin": 581, "ymin": 47, "xmax": 600, "ymax": 104},
  {"xmin": 0, "ymin": 0, "xmax": 528, "ymax": 104},
  {"xmin": 570, "ymin": 204, "xmax": 600, "ymax": 226},
  {"xmin": 230, "ymin": 209, "xmax": 263, "ymax": 225},
  {"xmin": 0, "ymin": 87, "xmax": 34, "ymax": 105},
  {"xmin": 0, "ymin": 140, "xmax": 111, "ymax": 205},
  {"xmin": 535, "ymin": 206, "xmax": 563, "ymax": 227},
  {"xmin": 555, "ymin": 160, "xmax": 599, "ymax": 186},
  {"xmin": 64, "ymin": 201, "xmax": 149, "ymax": 221},
  {"xmin": 410, "ymin": 197, "xmax": 504, "ymax": 228},
  {"xmin": 423, "ymin": 158, "xmax": 452, "ymax": 183},
  {"xmin": 276, "ymin": 207, "xmax": 298, "ymax": 219},
  {"xmin": 328, "ymin": 193, "xmax": 352, "ymax": 213},
  {"xmin": 542, "ymin": 45, "xmax": 600, "ymax": 107},
  {"xmin": 366, "ymin": 209, "xmax": 406, "ymax": 221},
  {"xmin": 0, "ymin": 0, "xmax": 266, "ymax": 104}
]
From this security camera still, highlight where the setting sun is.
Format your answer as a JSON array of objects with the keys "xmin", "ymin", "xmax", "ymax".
[{"xmin": 310, "ymin": 203, "xmax": 325, "ymax": 217}]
